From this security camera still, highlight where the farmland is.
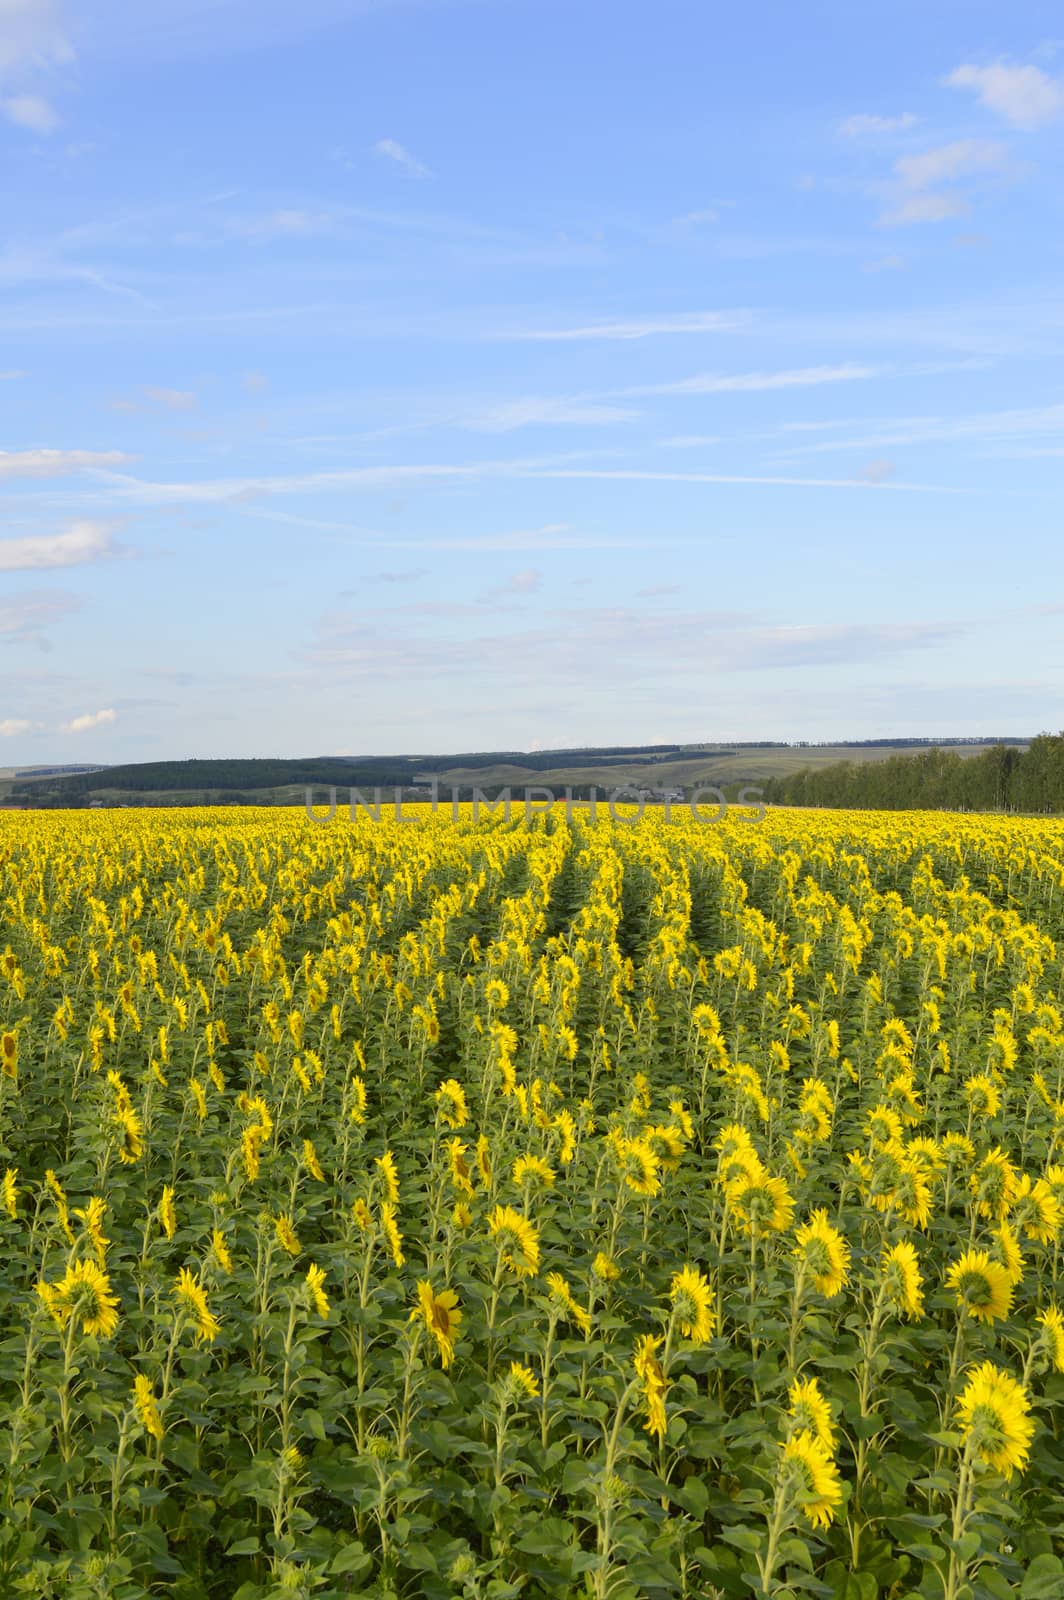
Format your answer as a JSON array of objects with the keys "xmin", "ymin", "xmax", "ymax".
[{"xmin": 2, "ymin": 804, "xmax": 1064, "ymax": 1599}]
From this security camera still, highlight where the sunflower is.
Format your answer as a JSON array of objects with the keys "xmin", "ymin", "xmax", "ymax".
[
  {"xmin": 618, "ymin": 1137, "xmax": 661, "ymax": 1198},
  {"xmin": 945, "ymin": 1249, "xmax": 1014, "ymax": 1324},
  {"xmin": 352, "ymin": 1197, "xmax": 373, "ymax": 1233},
  {"xmin": 2, "ymin": 1168, "xmax": 17, "ymax": 1220},
  {"xmin": 865, "ymin": 1104, "xmax": 904, "ymax": 1145},
  {"xmin": 376, "ymin": 1151, "xmax": 400, "ymax": 1204},
  {"xmin": 793, "ymin": 1210, "xmax": 850, "ymax": 1297},
  {"xmin": 992, "ymin": 1220, "xmax": 1025, "ymax": 1286},
  {"xmin": 451, "ymin": 1201, "xmax": 472, "ymax": 1228},
  {"xmin": 1037, "ymin": 1305, "xmax": 1064, "ymax": 1374},
  {"xmin": 487, "ymin": 1204, "xmax": 540, "ymax": 1278},
  {"xmin": 964, "ymin": 1073, "xmax": 1002, "ymax": 1119},
  {"xmin": 1010, "ymin": 1174, "xmax": 1061, "ymax": 1245},
  {"xmin": 592, "ymin": 1251, "xmax": 620, "ymax": 1282},
  {"xmin": 669, "ymin": 1265, "xmax": 716, "ymax": 1344},
  {"xmin": 781, "ymin": 1430, "xmax": 842, "ymax": 1529},
  {"xmin": 414, "ymin": 1280, "xmax": 462, "ymax": 1368},
  {"xmin": 882, "ymin": 1240, "xmax": 924, "ymax": 1319},
  {"xmin": 133, "ymin": 1375, "xmax": 164, "ymax": 1442},
  {"xmin": 159, "ymin": 1185, "xmax": 177, "ymax": 1241},
  {"xmin": 381, "ymin": 1201, "xmax": 405, "ymax": 1268},
  {"xmin": 508, "ymin": 1362, "xmax": 540, "ymax": 1400},
  {"xmin": 37, "ymin": 1259, "xmax": 120, "ymax": 1339},
  {"xmin": 513, "ymin": 1154, "xmax": 555, "ymax": 1190},
  {"xmin": 643, "ymin": 1123, "xmax": 686, "ymax": 1171},
  {"xmin": 955, "ymin": 1361, "xmax": 1034, "ymax": 1479},
  {"xmin": 545, "ymin": 1271, "xmax": 591, "ymax": 1335},
  {"xmin": 303, "ymin": 1139, "xmax": 325, "ymax": 1182},
  {"xmin": 434, "ymin": 1078, "xmax": 469, "ymax": 1131},
  {"xmin": 729, "ymin": 1171, "xmax": 795, "ymax": 1237},
  {"xmin": 75, "ymin": 1196, "xmax": 110, "ymax": 1265},
  {"xmin": 969, "ymin": 1148, "xmax": 1017, "ymax": 1223},
  {"xmin": 211, "ymin": 1228, "xmax": 233, "ymax": 1275},
  {"xmin": 305, "ymin": 1263, "xmax": 330, "ymax": 1319},
  {"xmin": 788, "ymin": 1377, "xmax": 835, "ymax": 1450},
  {"xmin": 633, "ymin": 1334, "xmax": 668, "ymax": 1442},
  {"xmin": 173, "ymin": 1268, "xmax": 221, "ymax": 1343},
  {"xmin": 448, "ymin": 1139, "xmax": 476, "ymax": 1198},
  {"xmin": 274, "ymin": 1214, "xmax": 301, "ymax": 1256}
]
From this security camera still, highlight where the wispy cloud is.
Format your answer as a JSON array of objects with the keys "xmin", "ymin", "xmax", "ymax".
[
  {"xmin": 0, "ymin": 0, "xmax": 72, "ymax": 76},
  {"xmin": 113, "ymin": 386, "xmax": 197, "ymax": 414},
  {"xmin": 0, "ymin": 591, "xmax": 78, "ymax": 640},
  {"xmin": 0, "ymin": 520, "xmax": 122, "ymax": 571},
  {"xmin": 480, "ymin": 568, "xmax": 542, "ymax": 601},
  {"xmin": 0, "ymin": 718, "xmax": 32, "ymax": 737},
  {"xmin": 0, "ymin": 448, "xmax": 132, "ymax": 480},
  {"xmin": 946, "ymin": 62, "xmax": 1064, "ymax": 129},
  {"xmin": 466, "ymin": 397, "xmax": 640, "ymax": 432},
  {"xmin": 373, "ymin": 138, "xmax": 431, "ymax": 178},
  {"xmin": 503, "ymin": 311, "xmax": 740, "ymax": 341},
  {"xmin": 2, "ymin": 92, "xmax": 59, "ymax": 132},
  {"xmin": 879, "ymin": 139, "xmax": 1011, "ymax": 226},
  {"xmin": 768, "ymin": 401, "xmax": 1064, "ymax": 457},
  {"xmin": 62, "ymin": 708, "xmax": 116, "ymax": 733},
  {"xmin": 621, "ymin": 363, "xmax": 876, "ymax": 397},
  {"xmin": 840, "ymin": 112, "xmax": 918, "ymax": 136}
]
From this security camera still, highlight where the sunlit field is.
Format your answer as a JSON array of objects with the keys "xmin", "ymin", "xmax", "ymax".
[{"xmin": 2, "ymin": 804, "xmax": 1064, "ymax": 1600}]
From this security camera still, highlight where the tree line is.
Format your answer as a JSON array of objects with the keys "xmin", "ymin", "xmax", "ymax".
[{"xmin": 762, "ymin": 734, "xmax": 1064, "ymax": 814}]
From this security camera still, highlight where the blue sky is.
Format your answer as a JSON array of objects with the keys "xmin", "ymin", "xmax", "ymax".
[{"xmin": 1, "ymin": 0, "xmax": 1062, "ymax": 762}]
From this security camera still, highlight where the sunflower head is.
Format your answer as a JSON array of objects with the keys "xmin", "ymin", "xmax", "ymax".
[
  {"xmin": 669, "ymin": 1265, "xmax": 716, "ymax": 1343},
  {"xmin": 793, "ymin": 1210, "xmax": 850, "ymax": 1297},
  {"xmin": 780, "ymin": 1429, "xmax": 842, "ymax": 1529},
  {"xmin": 956, "ymin": 1361, "xmax": 1034, "ymax": 1479},
  {"xmin": 1036, "ymin": 1305, "xmax": 1064, "ymax": 1374},
  {"xmin": 882, "ymin": 1240, "xmax": 924, "ymax": 1319},
  {"xmin": 788, "ymin": 1377, "xmax": 835, "ymax": 1450},
  {"xmin": 946, "ymin": 1249, "xmax": 1014, "ymax": 1325}
]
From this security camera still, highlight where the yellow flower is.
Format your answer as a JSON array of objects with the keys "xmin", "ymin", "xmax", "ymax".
[
  {"xmin": 274, "ymin": 1214, "xmax": 301, "ymax": 1256},
  {"xmin": 305, "ymin": 1262, "xmax": 330, "ymax": 1319},
  {"xmin": 303, "ymin": 1139, "xmax": 325, "ymax": 1182},
  {"xmin": 381, "ymin": 1200, "xmax": 405, "ymax": 1268},
  {"xmin": 1037, "ymin": 1305, "xmax": 1064, "ymax": 1373},
  {"xmin": 882, "ymin": 1240, "xmax": 924, "ymax": 1319},
  {"xmin": 487, "ymin": 1204, "xmax": 540, "ymax": 1278},
  {"xmin": 509, "ymin": 1362, "xmax": 540, "ymax": 1399},
  {"xmin": 592, "ymin": 1251, "xmax": 620, "ymax": 1282},
  {"xmin": 781, "ymin": 1430, "xmax": 842, "ymax": 1529},
  {"xmin": 133, "ymin": 1375, "xmax": 164, "ymax": 1441},
  {"xmin": 448, "ymin": 1138, "xmax": 476, "ymax": 1198},
  {"xmin": 1, "ymin": 1030, "xmax": 17, "ymax": 1080},
  {"xmin": 955, "ymin": 1361, "xmax": 1034, "ymax": 1479},
  {"xmin": 793, "ymin": 1210, "xmax": 850, "ymax": 1297},
  {"xmin": 788, "ymin": 1376, "xmax": 835, "ymax": 1450},
  {"xmin": 174, "ymin": 1267, "xmax": 221, "ymax": 1343},
  {"xmin": 37, "ymin": 1259, "xmax": 120, "ymax": 1339},
  {"xmin": 212, "ymin": 1228, "xmax": 233, "ymax": 1275},
  {"xmin": 475, "ymin": 1134, "xmax": 492, "ymax": 1189},
  {"xmin": 1011, "ymin": 1173, "xmax": 1061, "ymax": 1244},
  {"xmin": 513, "ymin": 1153, "xmax": 555, "ymax": 1190},
  {"xmin": 2, "ymin": 1167, "xmax": 17, "ymax": 1219},
  {"xmin": 349, "ymin": 1074, "xmax": 368, "ymax": 1124},
  {"xmin": 617, "ymin": 1137, "xmax": 661, "ymax": 1197},
  {"xmin": 669, "ymin": 1265, "xmax": 716, "ymax": 1343},
  {"xmin": 415, "ymin": 1281, "xmax": 462, "ymax": 1368},
  {"xmin": 352, "ymin": 1197, "xmax": 373, "ymax": 1233},
  {"xmin": 946, "ymin": 1249, "xmax": 1014, "ymax": 1324},
  {"xmin": 730, "ymin": 1170, "xmax": 795, "ymax": 1237},
  {"xmin": 159, "ymin": 1185, "xmax": 177, "ymax": 1241},
  {"xmin": 969, "ymin": 1147, "xmax": 1017, "ymax": 1223},
  {"xmin": 545, "ymin": 1271, "xmax": 592, "ymax": 1335},
  {"xmin": 376, "ymin": 1151, "xmax": 400, "ymax": 1204},
  {"xmin": 993, "ymin": 1220, "xmax": 1025, "ymax": 1286},
  {"xmin": 434, "ymin": 1077, "xmax": 469, "ymax": 1130},
  {"xmin": 633, "ymin": 1334, "xmax": 668, "ymax": 1441},
  {"xmin": 451, "ymin": 1201, "xmax": 472, "ymax": 1228},
  {"xmin": 964, "ymin": 1073, "xmax": 1002, "ymax": 1119}
]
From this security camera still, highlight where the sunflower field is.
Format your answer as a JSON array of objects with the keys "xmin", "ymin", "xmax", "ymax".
[{"xmin": 2, "ymin": 803, "xmax": 1064, "ymax": 1600}]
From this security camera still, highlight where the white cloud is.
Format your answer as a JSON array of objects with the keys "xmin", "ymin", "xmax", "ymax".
[
  {"xmin": 143, "ymin": 386, "xmax": 196, "ymax": 411},
  {"xmin": 0, "ymin": 448, "xmax": 131, "ymax": 480},
  {"xmin": 881, "ymin": 192, "xmax": 969, "ymax": 226},
  {"xmin": 946, "ymin": 62, "xmax": 1064, "ymax": 129},
  {"xmin": 467, "ymin": 397, "xmax": 639, "ymax": 432},
  {"xmin": 840, "ymin": 112, "xmax": 918, "ymax": 135},
  {"xmin": 2, "ymin": 92, "xmax": 58, "ymax": 131},
  {"xmin": 506, "ymin": 311, "xmax": 738, "ymax": 341},
  {"xmin": 0, "ymin": 591, "xmax": 78, "ymax": 638},
  {"xmin": 62, "ymin": 708, "xmax": 116, "ymax": 733},
  {"xmin": 0, "ymin": 0, "xmax": 71, "ymax": 75},
  {"xmin": 0, "ymin": 369, "xmax": 25, "ymax": 379},
  {"xmin": 623, "ymin": 363, "xmax": 876, "ymax": 397},
  {"xmin": 879, "ymin": 140, "xmax": 1010, "ymax": 226},
  {"xmin": 672, "ymin": 209, "xmax": 720, "ymax": 225},
  {"xmin": 0, "ymin": 520, "xmax": 120, "ymax": 571},
  {"xmin": 0, "ymin": 718, "xmax": 31, "ymax": 736},
  {"xmin": 373, "ymin": 138, "xmax": 430, "ymax": 178},
  {"xmin": 894, "ymin": 139, "xmax": 1009, "ymax": 190}
]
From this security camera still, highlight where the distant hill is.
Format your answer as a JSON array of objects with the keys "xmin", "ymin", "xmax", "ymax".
[{"xmin": 2, "ymin": 738, "xmax": 1035, "ymax": 809}]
